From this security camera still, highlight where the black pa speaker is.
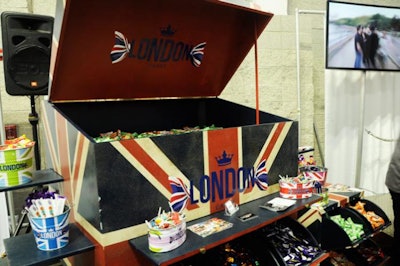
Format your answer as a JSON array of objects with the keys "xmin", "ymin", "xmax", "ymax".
[{"xmin": 1, "ymin": 12, "xmax": 54, "ymax": 95}]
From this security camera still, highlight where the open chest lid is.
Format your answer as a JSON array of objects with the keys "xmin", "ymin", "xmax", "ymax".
[{"xmin": 49, "ymin": 0, "xmax": 273, "ymax": 102}]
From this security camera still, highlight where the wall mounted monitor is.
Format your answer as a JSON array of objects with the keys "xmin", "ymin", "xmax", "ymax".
[{"xmin": 326, "ymin": 0, "xmax": 400, "ymax": 71}]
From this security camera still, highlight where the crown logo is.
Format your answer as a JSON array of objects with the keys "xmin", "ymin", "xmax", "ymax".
[
  {"xmin": 216, "ymin": 151, "xmax": 233, "ymax": 166},
  {"xmin": 160, "ymin": 25, "xmax": 176, "ymax": 36}
]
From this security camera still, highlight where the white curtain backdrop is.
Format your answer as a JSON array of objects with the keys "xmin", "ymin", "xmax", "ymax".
[
  {"xmin": 325, "ymin": 70, "xmax": 400, "ymax": 195},
  {"xmin": 0, "ymin": 193, "xmax": 9, "ymax": 254}
]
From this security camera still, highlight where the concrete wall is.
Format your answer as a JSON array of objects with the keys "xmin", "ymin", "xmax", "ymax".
[
  {"xmin": 222, "ymin": 0, "xmax": 327, "ymax": 164},
  {"xmin": 0, "ymin": 0, "xmax": 399, "ymax": 168},
  {"xmin": 223, "ymin": 0, "xmax": 399, "ymax": 165},
  {"xmin": 0, "ymin": 0, "xmax": 55, "ymax": 169}
]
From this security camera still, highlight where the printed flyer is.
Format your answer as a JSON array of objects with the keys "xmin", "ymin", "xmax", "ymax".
[{"xmin": 188, "ymin": 218, "xmax": 233, "ymax": 237}]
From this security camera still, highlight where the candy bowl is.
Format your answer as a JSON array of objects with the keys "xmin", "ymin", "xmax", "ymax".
[
  {"xmin": 146, "ymin": 210, "xmax": 186, "ymax": 253},
  {"xmin": 0, "ymin": 135, "xmax": 35, "ymax": 187},
  {"xmin": 299, "ymin": 165, "xmax": 328, "ymax": 186},
  {"xmin": 24, "ymin": 188, "xmax": 70, "ymax": 251},
  {"xmin": 278, "ymin": 175, "xmax": 314, "ymax": 199}
]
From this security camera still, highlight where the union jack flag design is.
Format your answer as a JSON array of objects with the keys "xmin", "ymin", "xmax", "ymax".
[
  {"xmin": 301, "ymin": 166, "xmax": 327, "ymax": 185},
  {"xmin": 190, "ymin": 42, "xmax": 206, "ymax": 67},
  {"xmin": 110, "ymin": 31, "xmax": 131, "ymax": 64},
  {"xmin": 279, "ymin": 181, "xmax": 313, "ymax": 199},
  {"xmin": 41, "ymin": 97, "xmax": 298, "ymax": 236},
  {"xmin": 29, "ymin": 209, "xmax": 70, "ymax": 251},
  {"xmin": 169, "ymin": 176, "xmax": 190, "ymax": 213},
  {"xmin": 252, "ymin": 159, "xmax": 269, "ymax": 191},
  {"xmin": 0, "ymin": 147, "xmax": 34, "ymax": 186}
]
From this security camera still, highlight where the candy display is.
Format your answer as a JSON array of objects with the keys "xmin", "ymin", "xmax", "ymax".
[
  {"xmin": 278, "ymin": 175, "xmax": 315, "ymax": 199},
  {"xmin": 262, "ymin": 223, "xmax": 322, "ymax": 265},
  {"xmin": 0, "ymin": 134, "xmax": 35, "ymax": 150},
  {"xmin": 329, "ymin": 239, "xmax": 386, "ymax": 266},
  {"xmin": 0, "ymin": 135, "xmax": 35, "ymax": 187},
  {"xmin": 94, "ymin": 125, "xmax": 222, "ymax": 142},
  {"xmin": 146, "ymin": 208, "xmax": 186, "ymax": 253},
  {"xmin": 171, "ymin": 240, "xmax": 262, "ymax": 266},
  {"xmin": 354, "ymin": 240, "xmax": 385, "ymax": 264},
  {"xmin": 330, "ymin": 215, "xmax": 365, "ymax": 242},
  {"xmin": 350, "ymin": 201, "xmax": 386, "ymax": 230},
  {"xmin": 24, "ymin": 187, "xmax": 68, "ymax": 218},
  {"xmin": 214, "ymin": 242, "xmax": 261, "ymax": 266},
  {"xmin": 24, "ymin": 187, "xmax": 70, "ymax": 251}
]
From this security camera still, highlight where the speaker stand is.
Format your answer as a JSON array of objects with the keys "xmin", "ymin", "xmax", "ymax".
[{"xmin": 29, "ymin": 95, "xmax": 41, "ymax": 171}]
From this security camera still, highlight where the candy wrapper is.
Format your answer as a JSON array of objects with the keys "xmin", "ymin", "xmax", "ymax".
[
  {"xmin": 0, "ymin": 134, "xmax": 35, "ymax": 150},
  {"xmin": 146, "ymin": 207, "xmax": 184, "ymax": 230},
  {"xmin": 262, "ymin": 222, "xmax": 322, "ymax": 265},
  {"xmin": 330, "ymin": 215, "xmax": 365, "ymax": 242},
  {"xmin": 24, "ymin": 187, "xmax": 69, "ymax": 218},
  {"xmin": 94, "ymin": 125, "xmax": 222, "ymax": 142},
  {"xmin": 350, "ymin": 201, "xmax": 385, "ymax": 230}
]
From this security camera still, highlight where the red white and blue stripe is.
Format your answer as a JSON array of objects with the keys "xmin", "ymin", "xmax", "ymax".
[
  {"xmin": 190, "ymin": 42, "xmax": 206, "ymax": 67},
  {"xmin": 253, "ymin": 159, "xmax": 269, "ymax": 191},
  {"xmin": 169, "ymin": 176, "xmax": 190, "ymax": 213},
  {"xmin": 110, "ymin": 31, "xmax": 131, "ymax": 64},
  {"xmin": 29, "ymin": 209, "xmax": 70, "ymax": 251}
]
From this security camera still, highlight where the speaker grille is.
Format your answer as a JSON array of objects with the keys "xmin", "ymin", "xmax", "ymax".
[{"xmin": 8, "ymin": 46, "xmax": 50, "ymax": 90}]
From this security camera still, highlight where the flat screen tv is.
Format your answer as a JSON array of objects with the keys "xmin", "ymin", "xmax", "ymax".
[{"xmin": 326, "ymin": 0, "xmax": 400, "ymax": 71}]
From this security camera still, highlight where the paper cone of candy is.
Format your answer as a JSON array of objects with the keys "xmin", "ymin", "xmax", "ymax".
[
  {"xmin": 279, "ymin": 175, "xmax": 314, "ymax": 199},
  {"xmin": 0, "ymin": 135, "xmax": 35, "ymax": 187},
  {"xmin": 145, "ymin": 176, "xmax": 189, "ymax": 252},
  {"xmin": 25, "ymin": 188, "xmax": 70, "ymax": 251},
  {"xmin": 299, "ymin": 165, "xmax": 328, "ymax": 186}
]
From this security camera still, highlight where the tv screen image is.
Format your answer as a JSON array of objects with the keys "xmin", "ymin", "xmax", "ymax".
[{"xmin": 326, "ymin": 0, "xmax": 400, "ymax": 71}]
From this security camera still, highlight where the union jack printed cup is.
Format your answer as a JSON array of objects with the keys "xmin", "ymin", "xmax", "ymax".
[
  {"xmin": 0, "ymin": 146, "xmax": 33, "ymax": 187},
  {"xmin": 28, "ymin": 206, "xmax": 70, "ymax": 251}
]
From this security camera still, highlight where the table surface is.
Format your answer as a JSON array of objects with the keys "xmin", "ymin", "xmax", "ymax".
[
  {"xmin": 0, "ymin": 169, "xmax": 63, "ymax": 192},
  {"xmin": 130, "ymin": 192, "xmax": 322, "ymax": 266},
  {"xmin": 3, "ymin": 223, "xmax": 95, "ymax": 266}
]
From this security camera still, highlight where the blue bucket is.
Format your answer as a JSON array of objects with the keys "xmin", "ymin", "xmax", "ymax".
[{"xmin": 28, "ymin": 206, "xmax": 70, "ymax": 251}]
